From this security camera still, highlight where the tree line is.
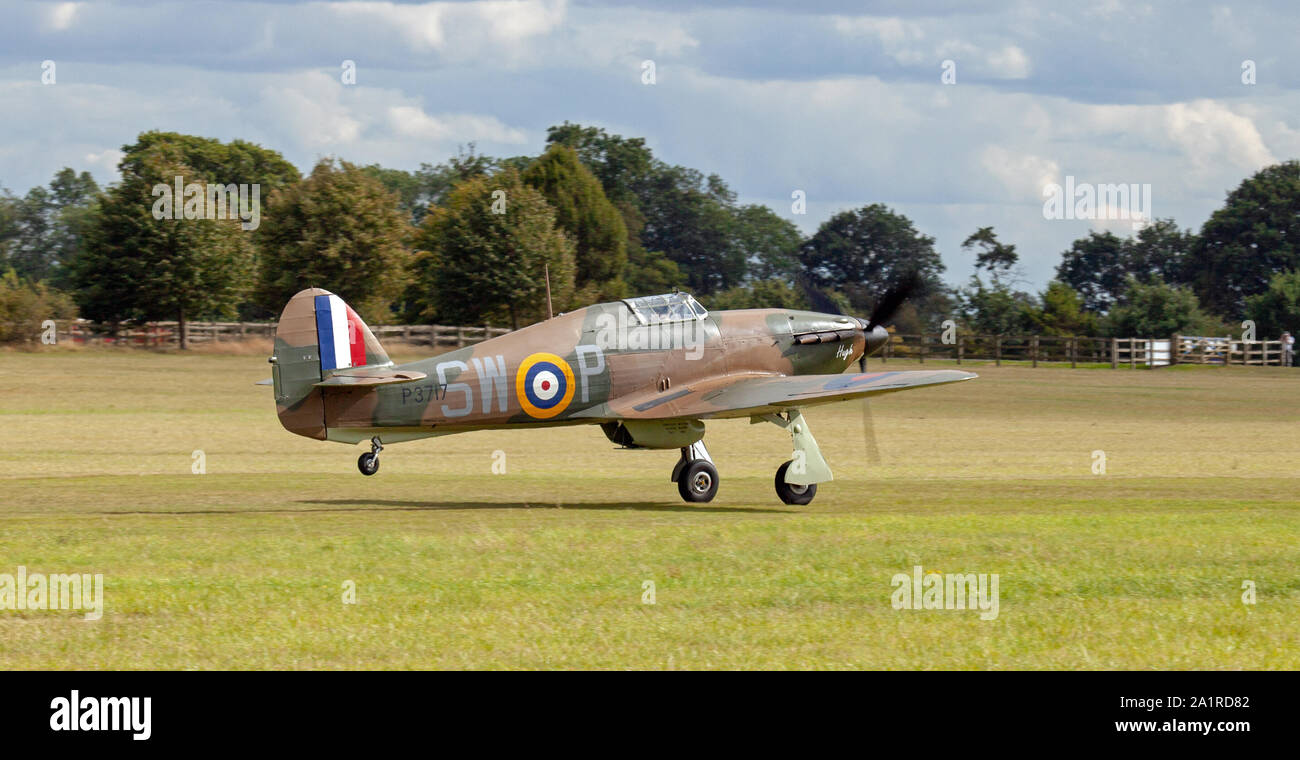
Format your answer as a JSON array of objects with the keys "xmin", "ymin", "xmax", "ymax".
[{"xmin": 2, "ymin": 124, "xmax": 1299, "ymax": 345}]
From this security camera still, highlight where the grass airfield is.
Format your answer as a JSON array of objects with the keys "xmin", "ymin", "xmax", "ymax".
[{"xmin": 1, "ymin": 346, "xmax": 1297, "ymax": 669}]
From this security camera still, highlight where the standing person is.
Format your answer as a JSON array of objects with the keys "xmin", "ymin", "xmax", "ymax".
[{"xmin": 1282, "ymin": 331, "xmax": 1295, "ymax": 367}]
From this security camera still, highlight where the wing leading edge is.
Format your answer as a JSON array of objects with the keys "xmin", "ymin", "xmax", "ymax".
[{"xmin": 573, "ymin": 369, "xmax": 977, "ymax": 421}]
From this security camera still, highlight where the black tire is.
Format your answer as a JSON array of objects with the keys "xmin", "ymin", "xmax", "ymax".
[
  {"xmin": 357, "ymin": 452, "xmax": 379, "ymax": 476},
  {"xmin": 677, "ymin": 460, "xmax": 719, "ymax": 503},
  {"xmin": 774, "ymin": 460, "xmax": 816, "ymax": 505}
]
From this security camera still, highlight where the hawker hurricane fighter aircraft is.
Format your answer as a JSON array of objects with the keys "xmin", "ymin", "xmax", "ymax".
[{"xmin": 266, "ymin": 287, "xmax": 975, "ymax": 504}]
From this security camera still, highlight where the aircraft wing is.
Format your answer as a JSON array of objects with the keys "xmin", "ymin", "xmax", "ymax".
[{"xmin": 573, "ymin": 369, "xmax": 977, "ymax": 421}]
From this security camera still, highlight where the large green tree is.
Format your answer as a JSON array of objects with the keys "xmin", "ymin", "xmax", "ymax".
[
  {"xmin": 799, "ymin": 203, "xmax": 946, "ymax": 320},
  {"xmin": 958, "ymin": 277, "xmax": 1037, "ymax": 335},
  {"xmin": 256, "ymin": 159, "xmax": 413, "ymax": 321},
  {"xmin": 408, "ymin": 169, "xmax": 576, "ymax": 328},
  {"xmin": 546, "ymin": 123, "xmax": 655, "ymax": 206},
  {"xmin": 1105, "ymin": 276, "xmax": 1224, "ymax": 337},
  {"xmin": 1054, "ymin": 230, "xmax": 1126, "ymax": 313},
  {"xmin": 522, "ymin": 144, "xmax": 628, "ymax": 301},
  {"xmin": 957, "ymin": 226, "xmax": 1037, "ymax": 335},
  {"xmin": 1126, "ymin": 218, "xmax": 1195, "ymax": 286},
  {"xmin": 1022, "ymin": 281, "xmax": 1099, "ymax": 336},
  {"xmin": 117, "ymin": 132, "xmax": 301, "ymax": 319},
  {"xmin": 962, "ymin": 226, "xmax": 1019, "ymax": 275},
  {"xmin": 546, "ymin": 123, "xmax": 752, "ymax": 295},
  {"xmin": 1188, "ymin": 161, "xmax": 1300, "ymax": 317},
  {"xmin": 706, "ymin": 278, "xmax": 809, "ymax": 311},
  {"xmin": 363, "ymin": 143, "xmax": 500, "ymax": 225},
  {"xmin": 0, "ymin": 269, "xmax": 78, "ymax": 343},
  {"xmin": 0, "ymin": 169, "xmax": 100, "ymax": 284},
  {"xmin": 73, "ymin": 147, "xmax": 253, "ymax": 347},
  {"xmin": 1055, "ymin": 220, "xmax": 1195, "ymax": 314},
  {"xmin": 0, "ymin": 189, "xmax": 16, "ymax": 268},
  {"xmin": 620, "ymin": 205, "xmax": 683, "ymax": 295},
  {"xmin": 634, "ymin": 165, "xmax": 746, "ymax": 294},
  {"xmin": 1244, "ymin": 269, "xmax": 1300, "ymax": 338},
  {"xmin": 119, "ymin": 131, "xmax": 300, "ymax": 195},
  {"xmin": 733, "ymin": 204, "xmax": 802, "ymax": 283}
]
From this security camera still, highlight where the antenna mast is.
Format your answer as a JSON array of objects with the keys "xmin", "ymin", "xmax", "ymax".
[{"xmin": 544, "ymin": 263, "xmax": 554, "ymax": 319}]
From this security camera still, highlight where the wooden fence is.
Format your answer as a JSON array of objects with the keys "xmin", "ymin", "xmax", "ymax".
[
  {"xmin": 30, "ymin": 320, "xmax": 514, "ymax": 349},
  {"xmin": 11, "ymin": 320, "xmax": 1295, "ymax": 368},
  {"xmin": 876, "ymin": 334, "xmax": 1289, "ymax": 368},
  {"xmin": 1171, "ymin": 335, "xmax": 1288, "ymax": 365}
]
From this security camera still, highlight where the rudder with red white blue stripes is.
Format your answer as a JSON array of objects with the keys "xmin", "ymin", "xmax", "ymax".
[{"xmin": 314, "ymin": 293, "xmax": 370, "ymax": 371}]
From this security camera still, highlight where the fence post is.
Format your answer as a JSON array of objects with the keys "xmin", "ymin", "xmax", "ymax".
[
  {"xmin": 919, "ymin": 334, "xmax": 926, "ymax": 364},
  {"xmin": 956, "ymin": 335, "xmax": 963, "ymax": 365},
  {"xmin": 1172, "ymin": 334, "xmax": 1180, "ymax": 366},
  {"xmin": 1111, "ymin": 338, "xmax": 1118, "ymax": 369},
  {"xmin": 1031, "ymin": 335, "xmax": 1039, "ymax": 368},
  {"xmin": 1130, "ymin": 339, "xmax": 1137, "ymax": 370},
  {"xmin": 995, "ymin": 336, "xmax": 1001, "ymax": 366}
]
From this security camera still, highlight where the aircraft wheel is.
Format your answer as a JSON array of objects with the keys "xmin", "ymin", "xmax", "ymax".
[
  {"xmin": 774, "ymin": 460, "xmax": 816, "ymax": 505},
  {"xmin": 678, "ymin": 460, "xmax": 719, "ymax": 503},
  {"xmin": 357, "ymin": 452, "xmax": 380, "ymax": 476}
]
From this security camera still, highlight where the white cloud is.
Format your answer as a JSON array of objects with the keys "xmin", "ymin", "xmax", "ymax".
[
  {"xmin": 981, "ymin": 146, "xmax": 1060, "ymax": 202},
  {"xmin": 326, "ymin": 0, "xmax": 567, "ymax": 53},
  {"xmin": 83, "ymin": 148, "xmax": 123, "ymax": 173},
  {"xmin": 258, "ymin": 73, "xmax": 364, "ymax": 148},
  {"xmin": 387, "ymin": 106, "xmax": 527, "ymax": 144},
  {"xmin": 832, "ymin": 16, "xmax": 924, "ymax": 45},
  {"xmin": 986, "ymin": 45, "xmax": 1030, "ymax": 79},
  {"xmin": 832, "ymin": 15, "xmax": 928, "ymax": 65},
  {"xmin": 48, "ymin": 2, "xmax": 81, "ymax": 32},
  {"xmin": 1162, "ymin": 100, "xmax": 1275, "ymax": 176}
]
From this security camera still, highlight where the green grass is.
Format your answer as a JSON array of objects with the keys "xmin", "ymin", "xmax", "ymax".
[{"xmin": 1, "ymin": 347, "xmax": 1297, "ymax": 669}]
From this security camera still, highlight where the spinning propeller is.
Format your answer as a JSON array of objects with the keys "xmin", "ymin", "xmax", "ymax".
[{"xmin": 796, "ymin": 272, "xmax": 924, "ymax": 464}]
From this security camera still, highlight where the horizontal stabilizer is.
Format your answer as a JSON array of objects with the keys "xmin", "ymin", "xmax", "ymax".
[{"xmin": 314, "ymin": 368, "xmax": 428, "ymax": 387}]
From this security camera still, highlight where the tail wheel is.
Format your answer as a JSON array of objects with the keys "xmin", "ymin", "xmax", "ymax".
[
  {"xmin": 357, "ymin": 452, "xmax": 379, "ymax": 476},
  {"xmin": 774, "ymin": 460, "xmax": 816, "ymax": 505},
  {"xmin": 678, "ymin": 460, "xmax": 719, "ymax": 503}
]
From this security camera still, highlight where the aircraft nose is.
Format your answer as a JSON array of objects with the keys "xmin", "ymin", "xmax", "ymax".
[
  {"xmin": 789, "ymin": 314, "xmax": 888, "ymax": 358},
  {"xmin": 865, "ymin": 324, "xmax": 890, "ymax": 355},
  {"xmin": 790, "ymin": 313, "xmax": 862, "ymax": 345}
]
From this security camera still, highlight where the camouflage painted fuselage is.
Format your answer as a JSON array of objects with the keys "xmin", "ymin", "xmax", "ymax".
[{"xmin": 273, "ymin": 292, "xmax": 874, "ymax": 445}]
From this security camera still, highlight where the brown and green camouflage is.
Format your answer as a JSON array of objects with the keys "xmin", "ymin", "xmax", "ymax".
[{"xmin": 270, "ymin": 288, "xmax": 975, "ymax": 449}]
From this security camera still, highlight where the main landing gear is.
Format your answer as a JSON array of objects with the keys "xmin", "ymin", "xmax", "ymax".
[
  {"xmin": 757, "ymin": 409, "xmax": 832, "ymax": 506},
  {"xmin": 672, "ymin": 441, "xmax": 719, "ymax": 503},
  {"xmin": 669, "ymin": 408, "xmax": 832, "ymax": 506},
  {"xmin": 357, "ymin": 436, "xmax": 383, "ymax": 476},
  {"xmin": 774, "ymin": 461, "xmax": 817, "ymax": 505}
]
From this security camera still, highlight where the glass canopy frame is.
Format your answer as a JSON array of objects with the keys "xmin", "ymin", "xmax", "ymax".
[{"xmin": 621, "ymin": 292, "xmax": 709, "ymax": 325}]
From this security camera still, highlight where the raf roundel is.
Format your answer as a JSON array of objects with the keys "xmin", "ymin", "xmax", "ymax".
[{"xmin": 516, "ymin": 353, "xmax": 576, "ymax": 419}]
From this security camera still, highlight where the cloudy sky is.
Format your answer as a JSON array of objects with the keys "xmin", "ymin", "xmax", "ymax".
[{"xmin": 2, "ymin": 0, "xmax": 1297, "ymax": 288}]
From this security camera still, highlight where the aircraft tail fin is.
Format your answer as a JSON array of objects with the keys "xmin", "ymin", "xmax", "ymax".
[
  {"xmin": 270, "ymin": 288, "xmax": 391, "ymax": 439},
  {"xmin": 310, "ymin": 291, "xmax": 391, "ymax": 373}
]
